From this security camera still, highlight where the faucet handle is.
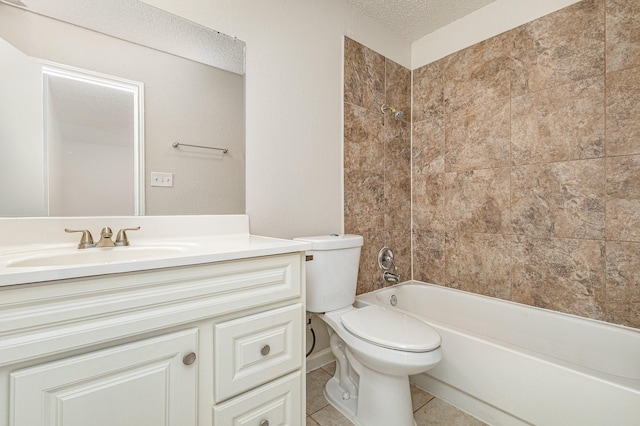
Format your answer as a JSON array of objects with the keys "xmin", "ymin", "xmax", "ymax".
[
  {"xmin": 65, "ymin": 229, "xmax": 95, "ymax": 249},
  {"xmin": 115, "ymin": 226, "xmax": 140, "ymax": 246}
]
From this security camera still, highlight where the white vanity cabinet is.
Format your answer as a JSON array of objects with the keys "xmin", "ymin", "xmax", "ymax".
[{"xmin": 0, "ymin": 252, "xmax": 306, "ymax": 426}]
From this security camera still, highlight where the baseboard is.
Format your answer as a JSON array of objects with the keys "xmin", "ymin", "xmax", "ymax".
[{"xmin": 306, "ymin": 347, "xmax": 334, "ymax": 373}]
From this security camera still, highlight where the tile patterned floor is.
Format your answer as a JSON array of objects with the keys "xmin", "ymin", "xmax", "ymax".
[{"xmin": 306, "ymin": 362, "xmax": 487, "ymax": 426}]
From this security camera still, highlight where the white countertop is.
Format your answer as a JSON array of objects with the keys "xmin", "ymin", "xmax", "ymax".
[{"xmin": 0, "ymin": 215, "xmax": 311, "ymax": 287}]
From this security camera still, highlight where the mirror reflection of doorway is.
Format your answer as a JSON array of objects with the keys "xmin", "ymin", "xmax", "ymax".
[{"xmin": 42, "ymin": 64, "xmax": 144, "ymax": 216}]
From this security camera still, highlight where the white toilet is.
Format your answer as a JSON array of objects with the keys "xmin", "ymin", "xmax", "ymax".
[{"xmin": 295, "ymin": 234, "xmax": 442, "ymax": 426}]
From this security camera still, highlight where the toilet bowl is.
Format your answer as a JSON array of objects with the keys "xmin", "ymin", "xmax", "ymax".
[
  {"xmin": 294, "ymin": 234, "xmax": 443, "ymax": 426},
  {"xmin": 320, "ymin": 306, "xmax": 441, "ymax": 426}
]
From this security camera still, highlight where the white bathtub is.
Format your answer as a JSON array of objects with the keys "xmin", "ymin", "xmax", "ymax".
[{"xmin": 356, "ymin": 281, "xmax": 640, "ymax": 426}]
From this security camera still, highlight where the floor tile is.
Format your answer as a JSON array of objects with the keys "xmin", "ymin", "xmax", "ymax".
[
  {"xmin": 413, "ymin": 398, "xmax": 487, "ymax": 426},
  {"xmin": 306, "ymin": 367, "xmax": 332, "ymax": 415},
  {"xmin": 310, "ymin": 404, "xmax": 354, "ymax": 426}
]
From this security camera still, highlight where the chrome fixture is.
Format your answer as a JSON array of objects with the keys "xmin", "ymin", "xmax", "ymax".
[
  {"xmin": 96, "ymin": 227, "xmax": 116, "ymax": 248},
  {"xmin": 390, "ymin": 294, "xmax": 398, "ymax": 306},
  {"xmin": 383, "ymin": 270, "xmax": 401, "ymax": 284},
  {"xmin": 378, "ymin": 246, "xmax": 400, "ymax": 284},
  {"xmin": 65, "ymin": 228, "xmax": 95, "ymax": 249},
  {"xmin": 172, "ymin": 141, "xmax": 228, "ymax": 154},
  {"xmin": 115, "ymin": 226, "xmax": 141, "ymax": 246},
  {"xmin": 381, "ymin": 104, "xmax": 404, "ymax": 121}
]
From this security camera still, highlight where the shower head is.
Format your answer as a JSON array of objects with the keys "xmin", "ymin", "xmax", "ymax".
[{"xmin": 381, "ymin": 104, "xmax": 404, "ymax": 121}]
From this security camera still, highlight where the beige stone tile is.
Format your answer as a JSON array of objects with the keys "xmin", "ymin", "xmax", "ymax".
[
  {"xmin": 410, "ymin": 383, "xmax": 434, "ymax": 412},
  {"xmin": 344, "ymin": 170, "xmax": 384, "ymax": 233},
  {"xmin": 384, "ymin": 118, "xmax": 411, "ymax": 232},
  {"xmin": 445, "ymin": 233, "xmax": 511, "ymax": 300},
  {"xmin": 344, "ymin": 37, "xmax": 384, "ymax": 112},
  {"xmin": 413, "ymin": 60, "xmax": 445, "ymax": 122},
  {"xmin": 606, "ymin": 155, "xmax": 640, "ymax": 241},
  {"xmin": 607, "ymin": 155, "xmax": 640, "ymax": 200},
  {"xmin": 511, "ymin": 236, "xmax": 606, "ymax": 319},
  {"xmin": 413, "ymin": 118, "xmax": 445, "ymax": 175},
  {"xmin": 445, "ymin": 99, "xmax": 510, "ymax": 172},
  {"xmin": 511, "ymin": 0, "xmax": 604, "ymax": 96},
  {"xmin": 444, "ymin": 31, "xmax": 512, "ymax": 114},
  {"xmin": 605, "ymin": 241, "xmax": 640, "ymax": 328},
  {"xmin": 412, "ymin": 173, "xmax": 445, "ymax": 233},
  {"xmin": 444, "ymin": 168, "xmax": 511, "ymax": 235},
  {"xmin": 385, "ymin": 58, "xmax": 411, "ymax": 123},
  {"xmin": 309, "ymin": 404, "xmax": 353, "ymax": 426},
  {"xmin": 414, "ymin": 398, "xmax": 487, "ymax": 425},
  {"xmin": 606, "ymin": 66, "xmax": 640, "ymax": 156},
  {"xmin": 511, "ymin": 76, "xmax": 605, "ymax": 165},
  {"xmin": 606, "ymin": 0, "xmax": 640, "ymax": 73},
  {"xmin": 511, "ymin": 159, "xmax": 605, "ymax": 239},
  {"xmin": 356, "ymin": 230, "xmax": 386, "ymax": 294},
  {"xmin": 344, "ymin": 103, "xmax": 384, "ymax": 174},
  {"xmin": 321, "ymin": 361, "xmax": 336, "ymax": 376},
  {"xmin": 412, "ymin": 230, "xmax": 446, "ymax": 285},
  {"xmin": 606, "ymin": 199, "xmax": 640, "ymax": 242},
  {"xmin": 306, "ymin": 368, "xmax": 332, "ymax": 415},
  {"xmin": 306, "ymin": 415, "xmax": 321, "ymax": 426},
  {"xmin": 384, "ymin": 116, "xmax": 411, "ymax": 168}
]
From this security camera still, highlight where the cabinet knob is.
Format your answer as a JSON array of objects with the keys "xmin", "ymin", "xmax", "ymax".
[
  {"xmin": 259, "ymin": 420, "xmax": 269, "ymax": 426},
  {"xmin": 260, "ymin": 344, "xmax": 270, "ymax": 356},
  {"xmin": 183, "ymin": 352, "xmax": 197, "ymax": 365}
]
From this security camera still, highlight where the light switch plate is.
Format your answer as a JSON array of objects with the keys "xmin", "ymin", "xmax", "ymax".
[{"xmin": 151, "ymin": 172, "xmax": 173, "ymax": 187}]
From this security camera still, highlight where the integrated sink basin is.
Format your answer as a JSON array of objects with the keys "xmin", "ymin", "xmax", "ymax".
[{"xmin": 7, "ymin": 246, "xmax": 188, "ymax": 268}]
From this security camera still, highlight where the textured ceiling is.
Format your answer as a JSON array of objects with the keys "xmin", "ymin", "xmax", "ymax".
[{"xmin": 346, "ymin": 0, "xmax": 499, "ymax": 42}]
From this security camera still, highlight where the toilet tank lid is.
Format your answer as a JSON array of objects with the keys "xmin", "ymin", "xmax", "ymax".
[{"xmin": 293, "ymin": 234, "xmax": 363, "ymax": 250}]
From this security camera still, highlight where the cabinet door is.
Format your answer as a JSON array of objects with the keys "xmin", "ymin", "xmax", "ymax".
[{"xmin": 10, "ymin": 328, "xmax": 198, "ymax": 426}]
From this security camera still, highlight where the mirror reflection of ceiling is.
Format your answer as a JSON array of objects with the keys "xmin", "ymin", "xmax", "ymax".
[
  {"xmin": 0, "ymin": 0, "xmax": 245, "ymax": 74},
  {"xmin": 345, "ymin": 0, "xmax": 499, "ymax": 42},
  {"xmin": 48, "ymin": 76, "xmax": 135, "ymax": 146}
]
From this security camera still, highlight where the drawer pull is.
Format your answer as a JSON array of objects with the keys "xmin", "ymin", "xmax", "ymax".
[
  {"xmin": 183, "ymin": 352, "xmax": 197, "ymax": 365},
  {"xmin": 260, "ymin": 344, "xmax": 271, "ymax": 356},
  {"xmin": 259, "ymin": 420, "xmax": 269, "ymax": 426}
]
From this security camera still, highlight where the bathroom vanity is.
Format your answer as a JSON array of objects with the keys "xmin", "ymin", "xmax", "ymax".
[{"xmin": 0, "ymin": 215, "xmax": 309, "ymax": 426}]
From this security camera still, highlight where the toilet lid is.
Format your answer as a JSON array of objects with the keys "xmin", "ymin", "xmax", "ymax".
[{"xmin": 341, "ymin": 305, "xmax": 441, "ymax": 352}]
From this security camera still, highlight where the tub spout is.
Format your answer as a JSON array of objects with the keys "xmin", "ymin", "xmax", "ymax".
[{"xmin": 383, "ymin": 271, "xmax": 400, "ymax": 284}]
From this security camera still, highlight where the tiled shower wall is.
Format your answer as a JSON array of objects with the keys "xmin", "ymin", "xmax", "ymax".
[
  {"xmin": 344, "ymin": 0, "xmax": 640, "ymax": 329},
  {"xmin": 344, "ymin": 37, "xmax": 411, "ymax": 294}
]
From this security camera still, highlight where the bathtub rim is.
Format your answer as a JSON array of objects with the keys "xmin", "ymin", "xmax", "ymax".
[{"xmin": 356, "ymin": 280, "xmax": 640, "ymax": 389}]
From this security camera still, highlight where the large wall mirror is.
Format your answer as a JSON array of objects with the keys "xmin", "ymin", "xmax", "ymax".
[{"xmin": 0, "ymin": 0, "xmax": 245, "ymax": 217}]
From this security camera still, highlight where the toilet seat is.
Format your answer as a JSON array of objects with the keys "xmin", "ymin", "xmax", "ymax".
[{"xmin": 341, "ymin": 305, "xmax": 440, "ymax": 352}]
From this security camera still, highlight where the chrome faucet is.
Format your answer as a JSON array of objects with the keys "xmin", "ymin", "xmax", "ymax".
[
  {"xmin": 383, "ymin": 270, "xmax": 401, "ymax": 284},
  {"xmin": 378, "ymin": 247, "xmax": 401, "ymax": 284}
]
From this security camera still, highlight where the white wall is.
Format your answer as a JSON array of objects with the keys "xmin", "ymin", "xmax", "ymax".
[
  {"xmin": 411, "ymin": 0, "xmax": 582, "ymax": 68},
  {"xmin": 141, "ymin": 0, "xmax": 411, "ymax": 238},
  {"xmin": 0, "ymin": 39, "xmax": 45, "ymax": 216}
]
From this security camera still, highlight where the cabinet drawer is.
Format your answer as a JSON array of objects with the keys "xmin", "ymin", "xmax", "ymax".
[
  {"xmin": 213, "ymin": 371, "xmax": 302, "ymax": 425},
  {"xmin": 214, "ymin": 304, "xmax": 303, "ymax": 402}
]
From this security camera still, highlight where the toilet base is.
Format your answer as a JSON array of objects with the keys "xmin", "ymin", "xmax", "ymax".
[
  {"xmin": 323, "ymin": 364, "xmax": 418, "ymax": 426},
  {"xmin": 324, "ymin": 376, "xmax": 360, "ymax": 424}
]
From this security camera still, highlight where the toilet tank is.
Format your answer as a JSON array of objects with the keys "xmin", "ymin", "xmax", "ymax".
[{"xmin": 294, "ymin": 234, "xmax": 363, "ymax": 313}]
